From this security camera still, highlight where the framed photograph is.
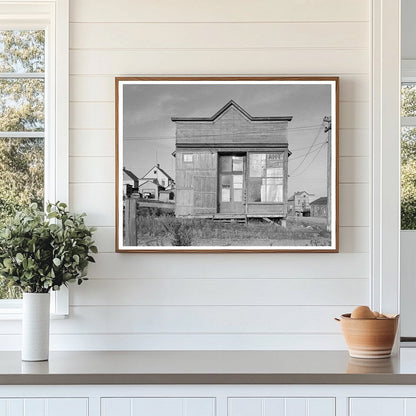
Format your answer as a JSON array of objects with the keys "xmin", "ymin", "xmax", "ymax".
[{"xmin": 116, "ymin": 77, "xmax": 338, "ymax": 253}]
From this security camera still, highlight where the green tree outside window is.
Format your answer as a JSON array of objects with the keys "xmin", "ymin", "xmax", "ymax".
[{"xmin": 0, "ymin": 30, "xmax": 45, "ymax": 299}]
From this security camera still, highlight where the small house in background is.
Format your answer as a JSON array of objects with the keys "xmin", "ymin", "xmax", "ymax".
[
  {"xmin": 123, "ymin": 167, "xmax": 139, "ymax": 197},
  {"xmin": 172, "ymin": 100, "xmax": 292, "ymax": 220},
  {"xmin": 310, "ymin": 196, "xmax": 328, "ymax": 217},
  {"xmin": 288, "ymin": 191, "xmax": 315, "ymax": 217},
  {"xmin": 140, "ymin": 164, "xmax": 174, "ymax": 189},
  {"xmin": 138, "ymin": 179, "xmax": 160, "ymax": 200}
]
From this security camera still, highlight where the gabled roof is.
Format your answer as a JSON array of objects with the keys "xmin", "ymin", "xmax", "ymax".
[
  {"xmin": 311, "ymin": 196, "xmax": 328, "ymax": 206},
  {"xmin": 123, "ymin": 167, "xmax": 139, "ymax": 181},
  {"xmin": 294, "ymin": 191, "xmax": 314, "ymax": 196},
  {"xmin": 139, "ymin": 179, "xmax": 159, "ymax": 188},
  {"xmin": 171, "ymin": 100, "xmax": 293, "ymax": 123},
  {"xmin": 142, "ymin": 164, "xmax": 174, "ymax": 181},
  {"xmin": 288, "ymin": 191, "xmax": 314, "ymax": 201}
]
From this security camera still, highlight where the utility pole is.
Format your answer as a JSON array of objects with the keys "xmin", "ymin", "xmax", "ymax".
[{"xmin": 323, "ymin": 116, "xmax": 331, "ymax": 232}]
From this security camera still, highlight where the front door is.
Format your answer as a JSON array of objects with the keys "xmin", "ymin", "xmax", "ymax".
[{"xmin": 219, "ymin": 154, "xmax": 245, "ymax": 214}]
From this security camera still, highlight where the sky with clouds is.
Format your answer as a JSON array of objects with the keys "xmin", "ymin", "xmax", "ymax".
[{"xmin": 122, "ymin": 81, "xmax": 333, "ymax": 198}]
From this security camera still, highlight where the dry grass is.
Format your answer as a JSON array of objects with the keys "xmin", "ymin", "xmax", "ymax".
[{"xmin": 134, "ymin": 208, "xmax": 330, "ymax": 247}]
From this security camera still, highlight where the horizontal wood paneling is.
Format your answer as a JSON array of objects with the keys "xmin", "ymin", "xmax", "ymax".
[
  {"xmin": 86, "ymin": 253, "xmax": 369, "ymax": 279},
  {"xmin": 0, "ymin": 305, "xmax": 354, "ymax": 335},
  {"xmin": 70, "ymin": 0, "xmax": 369, "ymax": 23},
  {"xmin": 69, "ymin": 183, "xmax": 114, "ymax": 226},
  {"xmin": 69, "ymin": 129, "xmax": 114, "ymax": 157},
  {"xmin": 339, "ymin": 184, "xmax": 369, "ymax": 227},
  {"xmin": 58, "ymin": 0, "xmax": 372, "ymax": 351},
  {"xmin": 70, "ymin": 277, "xmax": 368, "ymax": 306},
  {"xmin": 69, "ymin": 102, "xmax": 368, "ymax": 130},
  {"xmin": 339, "ymin": 129, "xmax": 369, "ymax": 157},
  {"xmin": 0, "ymin": 333, "xmax": 347, "ymax": 350},
  {"xmin": 70, "ymin": 22, "xmax": 368, "ymax": 50},
  {"xmin": 70, "ymin": 49, "xmax": 368, "ymax": 75},
  {"xmin": 339, "ymin": 227, "xmax": 369, "ymax": 253},
  {"xmin": 57, "ymin": 305, "xmax": 352, "ymax": 334},
  {"xmin": 69, "ymin": 157, "xmax": 114, "ymax": 183},
  {"xmin": 69, "ymin": 75, "xmax": 369, "ymax": 103},
  {"xmin": 339, "ymin": 157, "xmax": 369, "ymax": 183}
]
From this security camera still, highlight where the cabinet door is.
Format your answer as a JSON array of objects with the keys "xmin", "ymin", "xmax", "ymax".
[
  {"xmin": 350, "ymin": 398, "xmax": 404, "ymax": 416},
  {"xmin": 228, "ymin": 398, "xmax": 335, "ymax": 416},
  {"xmin": 101, "ymin": 398, "xmax": 215, "ymax": 416},
  {"xmin": 350, "ymin": 398, "xmax": 416, "ymax": 416},
  {"xmin": 0, "ymin": 398, "xmax": 88, "ymax": 416}
]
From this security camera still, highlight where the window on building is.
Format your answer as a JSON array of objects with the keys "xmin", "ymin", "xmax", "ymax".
[
  {"xmin": 248, "ymin": 153, "xmax": 284, "ymax": 203},
  {"xmin": 401, "ymin": 82, "xmax": 416, "ymax": 230},
  {"xmin": 0, "ymin": 1, "xmax": 69, "ymax": 314},
  {"xmin": 183, "ymin": 153, "xmax": 193, "ymax": 163}
]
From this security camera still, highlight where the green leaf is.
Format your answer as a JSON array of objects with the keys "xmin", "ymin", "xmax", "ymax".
[{"xmin": 53, "ymin": 258, "xmax": 61, "ymax": 267}]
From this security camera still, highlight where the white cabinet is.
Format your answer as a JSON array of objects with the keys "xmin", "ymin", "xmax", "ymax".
[
  {"xmin": 101, "ymin": 397, "xmax": 215, "ymax": 416},
  {"xmin": 0, "ymin": 398, "xmax": 88, "ymax": 416},
  {"xmin": 349, "ymin": 398, "xmax": 416, "ymax": 416},
  {"xmin": 228, "ymin": 397, "xmax": 335, "ymax": 416}
]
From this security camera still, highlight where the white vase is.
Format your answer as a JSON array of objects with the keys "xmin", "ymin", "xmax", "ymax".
[{"xmin": 22, "ymin": 292, "xmax": 50, "ymax": 361}]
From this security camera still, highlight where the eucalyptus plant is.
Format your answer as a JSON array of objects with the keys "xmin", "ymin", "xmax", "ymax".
[{"xmin": 0, "ymin": 202, "xmax": 97, "ymax": 293}]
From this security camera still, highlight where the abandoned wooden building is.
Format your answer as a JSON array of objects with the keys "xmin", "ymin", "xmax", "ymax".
[
  {"xmin": 287, "ymin": 191, "xmax": 315, "ymax": 217},
  {"xmin": 171, "ymin": 100, "xmax": 293, "ymax": 219},
  {"xmin": 310, "ymin": 196, "xmax": 328, "ymax": 217}
]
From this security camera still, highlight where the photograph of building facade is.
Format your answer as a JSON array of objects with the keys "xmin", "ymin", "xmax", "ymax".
[
  {"xmin": 118, "ymin": 79, "xmax": 337, "ymax": 251},
  {"xmin": 172, "ymin": 100, "xmax": 292, "ymax": 221}
]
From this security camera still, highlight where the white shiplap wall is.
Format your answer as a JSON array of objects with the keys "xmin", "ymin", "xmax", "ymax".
[{"xmin": 58, "ymin": 0, "xmax": 371, "ymax": 349}]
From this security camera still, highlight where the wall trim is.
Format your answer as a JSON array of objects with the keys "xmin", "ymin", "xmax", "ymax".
[{"xmin": 371, "ymin": 0, "xmax": 401, "ymax": 315}]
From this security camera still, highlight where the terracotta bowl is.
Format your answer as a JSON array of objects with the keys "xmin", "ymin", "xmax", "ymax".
[{"xmin": 337, "ymin": 313, "xmax": 399, "ymax": 359}]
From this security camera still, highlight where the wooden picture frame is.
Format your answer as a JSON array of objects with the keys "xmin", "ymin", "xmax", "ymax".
[{"xmin": 115, "ymin": 77, "xmax": 339, "ymax": 253}]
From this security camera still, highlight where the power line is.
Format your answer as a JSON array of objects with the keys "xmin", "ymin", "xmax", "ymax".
[
  {"xmin": 289, "ymin": 123, "xmax": 325, "ymax": 174},
  {"xmin": 288, "ymin": 141, "xmax": 326, "ymax": 162},
  {"xmin": 290, "ymin": 142, "xmax": 327, "ymax": 177}
]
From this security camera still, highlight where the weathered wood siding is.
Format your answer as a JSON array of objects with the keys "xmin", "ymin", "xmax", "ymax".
[
  {"xmin": 175, "ymin": 152, "xmax": 217, "ymax": 216},
  {"xmin": 176, "ymin": 106, "xmax": 289, "ymax": 147}
]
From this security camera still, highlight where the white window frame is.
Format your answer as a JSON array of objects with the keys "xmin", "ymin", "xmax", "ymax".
[
  {"xmin": 371, "ymin": 0, "xmax": 401, "ymax": 322},
  {"xmin": 0, "ymin": 0, "xmax": 69, "ymax": 317},
  {"xmin": 399, "ymin": 59, "xmax": 416, "ymax": 340}
]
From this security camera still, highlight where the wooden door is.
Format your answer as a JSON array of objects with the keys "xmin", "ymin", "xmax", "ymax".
[{"xmin": 218, "ymin": 154, "xmax": 245, "ymax": 214}]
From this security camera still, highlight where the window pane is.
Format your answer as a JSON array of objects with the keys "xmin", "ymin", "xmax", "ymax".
[
  {"xmin": 183, "ymin": 154, "xmax": 193, "ymax": 163},
  {"xmin": 233, "ymin": 175, "xmax": 243, "ymax": 189},
  {"xmin": 249, "ymin": 153, "xmax": 266, "ymax": 177},
  {"xmin": 234, "ymin": 189, "xmax": 243, "ymax": 202},
  {"xmin": 248, "ymin": 178, "xmax": 262, "ymax": 202},
  {"xmin": 262, "ymin": 178, "xmax": 283, "ymax": 203},
  {"xmin": 0, "ymin": 137, "xmax": 44, "ymax": 300},
  {"xmin": 402, "ymin": 83, "xmax": 416, "ymax": 117},
  {"xmin": 0, "ymin": 30, "xmax": 45, "ymax": 73},
  {"xmin": 220, "ymin": 156, "xmax": 232, "ymax": 172},
  {"xmin": 0, "ymin": 78, "xmax": 44, "ymax": 131},
  {"xmin": 232, "ymin": 156, "xmax": 243, "ymax": 172},
  {"xmin": 222, "ymin": 185, "xmax": 231, "ymax": 202},
  {"xmin": 401, "ymin": 126, "xmax": 416, "ymax": 229}
]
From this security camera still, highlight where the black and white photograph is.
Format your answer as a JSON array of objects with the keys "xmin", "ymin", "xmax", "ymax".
[{"xmin": 116, "ymin": 77, "xmax": 338, "ymax": 252}]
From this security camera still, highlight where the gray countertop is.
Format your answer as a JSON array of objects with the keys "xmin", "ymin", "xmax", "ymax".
[{"xmin": 2, "ymin": 349, "xmax": 416, "ymax": 385}]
